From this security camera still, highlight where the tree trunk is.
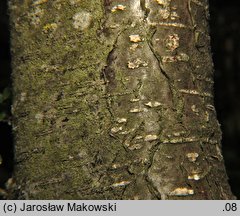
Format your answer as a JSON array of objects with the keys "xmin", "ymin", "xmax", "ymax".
[{"xmin": 9, "ymin": 0, "xmax": 235, "ymax": 199}]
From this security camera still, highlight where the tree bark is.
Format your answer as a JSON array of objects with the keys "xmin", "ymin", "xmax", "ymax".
[{"xmin": 9, "ymin": 0, "xmax": 235, "ymax": 199}]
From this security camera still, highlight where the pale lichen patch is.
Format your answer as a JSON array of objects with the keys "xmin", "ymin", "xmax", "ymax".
[
  {"xmin": 156, "ymin": 0, "xmax": 171, "ymax": 6},
  {"xmin": 186, "ymin": 152, "xmax": 199, "ymax": 162},
  {"xmin": 73, "ymin": 11, "xmax": 92, "ymax": 30},
  {"xmin": 165, "ymin": 34, "xmax": 180, "ymax": 51},
  {"xmin": 116, "ymin": 118, "xmax": 127, "ymax": 123},
  {"xmin": 112, "ymin": 181, "xmax": 131, "ymax": 187},
  {"xmin": 69, "ymin": 0, "xmax": 81, "ymax": 5},
  {"xmin": 130, "ymin": 98, "xmax": 140, "ymax": 102},
  {"xmin": 135, "ymin": 135, "xmax": 143, "ymax": 140},
  {"xmin": 111, "ymin": 5, "xmax": 126, "ymax": 13},
  {"xmin": 129, "ymin": 34, "xmax": 142, "ymax": 43},
  {"xmin": 129, "ymin": 44, "xmax": 139, "ymax": 51},
  {"xmin": 170, "ymin": 11, "xmax": 179, "ymax": 20},
  {"xmin": 119, "ymin": 130, "xmax": 130, "ymax": 135},
  {"xmin": 128, "ymin": 58, "xmax": 148, "ymax": 69},
  {"xmin": 111, "ymin": 126, "xmax": 123, "ymax": 133},
  {"xmin": 20, "ymin": 92, "xmax": 27, "ymax": 102},
  {"xmin": 144, "ymin": 134, "xmax": 158, "ymax": 142},
  {"xmin": 191, "ymin": 105, "xmax": 199, "ymax": 114},
  {"xmin": 179, "ymin": 89, "xmax": 212, "ymax": 97},
  {"xmin": 28, "ymin": 6, "xmax": 44, "ymax": 26},
  {"xmin": 159, "ymin": 8, "xmax": 170, "ymax": 19},
  {"xmin": 205, "ymin": 111, "xmax": 209, "ymax": 122},
  {"xmin": 112, "ymin": 164, "xmax": 121, "ymax": 169},
  {"xmin": 128, "ymin": 144, "xmax": 143, "ymax": 150},
  {"xmin": 169, "ymin": 187, "xmax": 194, "ymax": 196},
  {"xmin": 177, "ymin": 53, "xmax": 190, "ymax": 61},
  {"xmin": 35, "ymin": 113, "xmax": 44, "ymax": 123},
  {"xmin": 144, "ymin": 101, "xmax": 162, "ymax": 108},
  {"xmin": 188, "ymin": 174, "xmax": 201, "ymax": 180},
  {"xmin": 129, "ymin": 108, "xmax": 142, "ymax": 113},
  {"xmin": 32, "ymin": 0, "xmax": 48, "ymax": 6}
]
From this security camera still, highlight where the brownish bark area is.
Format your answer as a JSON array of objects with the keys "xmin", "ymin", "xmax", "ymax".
[{"xmin": 10, "ymin": 0, "xmax": 235, "ymax": 199}]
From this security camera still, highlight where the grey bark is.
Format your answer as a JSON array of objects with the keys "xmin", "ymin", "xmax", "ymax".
[{"xmin": 9, "ymin": 0, "xmax": 235, "ymax": 199}]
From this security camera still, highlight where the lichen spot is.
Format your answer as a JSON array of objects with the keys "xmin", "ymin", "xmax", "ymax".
[
  {"xmin": 186, "ymin": 152, "xmax": 199, "ymax": 162},
  {"xmin": 111, "ymin": 126, "xmax": 123, "ymax": 133},
  {"xmin": 156, "ymin": 0, "xmax": 171, "ymax": 6},
  {"xmin": 129, "ymin": 34, "xmax": 142, "ymax": 43},
  {"xmin": 73, "ymin": 11, "xmax": 91, "ymax": 30},
  {"xmin": 145, "ymin": 101, "xmax": 161, "ymax": 108},
  {"xmin": 165, "ymin": 34, "xmax": 180, "ymax": 51},
  {"xmin": 32, "ymin": 0, "xmax": 48, "ymax": 6},
  {"xmin": 144, "ymin": 134, "xmax": 158, "ymax": 142},
  {"xmin": 111, "ymin": 5, "xmax": 126, "ymax": 13},
  {"xmin": 128, "ymin": 58, "xmax": 148, "ymax": 69},
  {"xmin": 169, "ymin": 187, "xmax": 194, "ymax": 196},
  {"xmin": 191, "ymin": 105, "xmax": 199, "ymax": 114},
  {"xmin": 129, "ymin": 108, "xmax": 142, "ymax": 113},
  {"xmin": 35, "ymin": 113, "xmax": 44, "ymax": 123},
  {"xmin": 112, "ymin": 181, "xmax": 131, "ymax": 187},
  {"xmin": 130, "ymin": 98, "xmax": 140, "ymax": 102},
  {"xmin": 20, "ymin": 92, "xmax": 27, "ymax": 102},
  {"xmin": 188, "ymin": 174, "xmax": 201, "ymax": 181},
  {"xmin": 116, "ymin": 118, "xmax": 127, "ymax": 123}
]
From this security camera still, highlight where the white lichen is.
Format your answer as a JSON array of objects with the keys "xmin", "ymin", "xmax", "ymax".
[
  {"xmin": 128, "ymin": 58, "xmax": 148, "ymax": 69},
  {"xmin": 32, "ymin": 0, "xmax": 48, "ymax": 6},
  {"xmin": 169, "ymin": 187, "xmax": 194, "ymax": 196},
  {"xmin": 144, "ymin": 134, "xmax": 158, "ymax": 142},
  {"xmin": 128, "ymin": 144, "xmax": 142, "ymax": 150},
  {"xmin": 156, "ymin": 0, "xmax": 171, "ymax": 6},
  {"xmin": 205, "ymin": 111, "xmax": 209, "ymax": 122},
  {"xmin": 177, "ymin": 53, "xmax": 190, "ymax": 61},
  {"xmin": 186, "ymin": 152, "xmax": 199, "ymax": 162},
  {"xmin": 191, "ymin": 105, "xmax": 199, "ymax": 115},
  {"xmin": 188, "ymin": 174, "xmax": 201, "ymax": 181},
  {"xmin": 129, "ymin": 108, "xmax": 142, "ymax": 113},
  {"xmin": 130, "ymin": 98, "xmax": 140, "ymax": 102},
  {"xmin": 28, "ymin": 6, "xmax": 44, "ymax": 26},
  {"xmin": 165, "ymin": 34, "xmax": 180, "ymax": 51},
  {"xmin": 35, "ymin": 113, "xmax": 44, "ymax": 123},
  {"xmin": 129, "ymin": 34, "xmax": 142, "ymax": 43},
  {"xmin": 159, "ymin": 8, "xmax": 170, "ymax": 19},
  {"xmin": 129, "ymin": 44, "xmax": 139, "ymax": 51},
  {"xmin": 73, "ymin": 11, "xmax": 92, "ymax": 30},
  {"xmin": 116, "ymin": 118, "xmax": 127, "ymax": 123},
  {"xmin": 112, "ymin": 181, "xmax": 131, "ymax": 187},
  {"xmin": 20, "ymin": 92, "xmax": 27, "ymax": 102},
  {"xmin": 111, "ymin": 5, "xmax": 126, "ymax": 12},
  {"xmin": 110, "ymin": 126, "xmax": 123, "ymax": 133},
  {"xmin": 179, "ymin": 89, "xmax": 212, "ymax": 97},
  {"xmin": 144, "ymin": 101, "xmax": 162, "ymax": 108},
  {"xmin": 170, "ymin": 11, "xmax": 180, "ymax": 20},
  {"xmin": 119, "ymin": 130, "xmax": 130, "ymax": 135}
]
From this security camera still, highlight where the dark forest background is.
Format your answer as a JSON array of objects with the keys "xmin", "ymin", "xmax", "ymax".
[{"xmin": 0, "ymin": 0, "xmax": 239, "ymax": 199}]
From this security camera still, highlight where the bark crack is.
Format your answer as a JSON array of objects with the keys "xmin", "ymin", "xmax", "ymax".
[
  {"xmin": 140, "ymin": 0, "xmax": 150, "ymax": 21},
  {"xmin": 147, "ymin": 27, "xmax": 184, "ymax": 116},
  {"xmin": 144, "ymin": 140, "xmax": 162, "ymax": 199}
]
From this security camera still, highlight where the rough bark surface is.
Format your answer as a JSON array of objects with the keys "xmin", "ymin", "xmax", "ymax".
[{"xmin": 10, "ymin": 0, "xmax": 235, "ymax": 199}]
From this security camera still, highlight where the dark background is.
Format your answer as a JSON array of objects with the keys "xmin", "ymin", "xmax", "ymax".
[{"xmin": 0, "ymin": 0, "xmax": 239, "ymax": 199}]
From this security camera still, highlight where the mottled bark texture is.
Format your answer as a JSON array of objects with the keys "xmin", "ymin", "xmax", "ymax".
[{"xmin": 10, "ymin": 0, "xmax": 235, "ymax": 199}]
